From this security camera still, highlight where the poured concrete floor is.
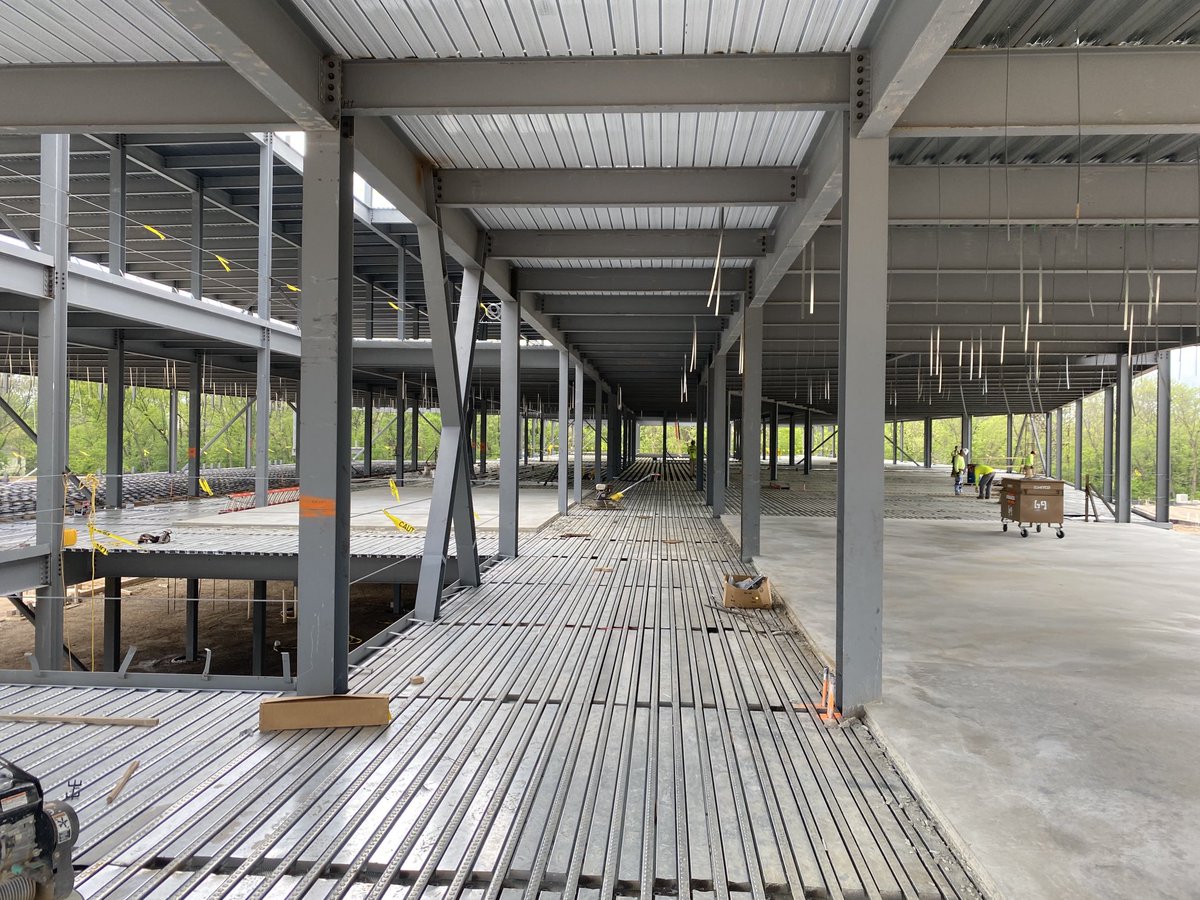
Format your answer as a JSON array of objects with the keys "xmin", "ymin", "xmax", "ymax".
[{"xmin": 728, "ymin": 504, "xmax": 1200, "ymax": 900}]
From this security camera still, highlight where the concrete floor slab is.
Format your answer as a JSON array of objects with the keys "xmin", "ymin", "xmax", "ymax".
[
  {"xmin": 189, "ymin": 483, "xmax": 561, "ymax": 532},
  {"xmin": 735, "ymin": 512, "xmax": 1200, "ymax": 900}
]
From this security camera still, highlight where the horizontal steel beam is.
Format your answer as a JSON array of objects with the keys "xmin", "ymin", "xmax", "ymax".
[
  {"xmin": 342, "ymin": 54, "xmax": 851, "ymax": 114},
  {"xmin": 352, "ymin": 340, "xmax": 561, "ymax": 369},
  {"xmin": 487, "ymin": 229, "xmax": 767, "ymax": 260},
  {"xmin": 0, "ymin": 546, "xmax": 49, "ymax": 596},
  {"xmin": 0, "ymin": 63, "xmax": 296, "ymax": 132},
  {"xmin": 435, "ymin": 168, "xmax": 800, "ymax": 207},
  {"xmin": 540, "ymin": 296, "xmax": 726, "ymax": 316},
  {"xmin": 898, "ymin": 47, "xmax": 1200, "ymax": 137},
  {"xmin": 518, "ymin": 267, "xmax": 746, "ymax": 294}
]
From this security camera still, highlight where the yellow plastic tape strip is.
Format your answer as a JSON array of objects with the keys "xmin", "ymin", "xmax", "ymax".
[
  {"xmin": 88, "ymin": 524, "xmax": 137, "ymax": 551},
  {"xmin": 389, "ymin": 478, "xmax": 400, "ymax": 501},
  {"xmin": 285, "ymin": 283, "xmax": 300, "ymax": 292},
  {"xmin": 143, "ymin": 225, "xmax": 167, "ymax": 240},
  {"xmin": 214, "ymin": 254, "xmax": 232, "ymax": 272},
  {"xmin": 383, "ymin": 509, "xmax": 416, "ymax": 533},
  {"xmin": 198, "ymin": 477, "xmax": 213, "ymax": 496},
  {"xmin": 388, "ymin": 300, "xmax": 400, "ymax": 310}
]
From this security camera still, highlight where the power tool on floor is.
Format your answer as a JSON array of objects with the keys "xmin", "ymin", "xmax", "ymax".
[
  {"xmin": 590, "ymin": 472, "xmax": 660, "ymax": 509},
  {"xmin": 0, "ymin": 757, "xmax": 80, "ymax": 900}
]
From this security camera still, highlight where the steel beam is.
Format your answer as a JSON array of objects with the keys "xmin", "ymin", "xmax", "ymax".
[
  {"xmin": 897, "ymin": 47, "xmax": 1200, "ymax": 137},
  {"xmin": 521, "ymin": 268, "xmax": 743, "ymax": 294},
  {"xmin": 1157, "ymin": 351, "xmax": 1171, "ymax": 523},
  {"xmin": 836, "ymin": 125, "xmax": 888, "ymax": 713},
  {"xmin": 341, "ymin": 54, "xmax": 851, "ymax": 114},
  {"xmin": 0, "ymin": 393, "xmax": 36, "ymax": 443},
  {"xmin": 558, "ymin": 350, "xmax": 569, "ymax": 515},
  {"xmin": 295, "ymin": 125, "xmax": 353, "ymax": 695},
  {"xmin": 740, "ymin": 305, "xmax": 762, "ymax": 561},
  {"xmin": 488, "ymin": 229, "xmax": 767, "ymax": 261},
  {"xmin": 436, "ymin": 167, "xmax": 799, "ymax": 208},
  {"xmin": 105, "ymin": 333, "xmax": 125, "ymax": 508},
  {"xmin": 1117, "ymin": 354, "xmax": 1133, "ymax": 523},
  {"xmin": 499, "ymin": 296, "xmax": 520, "ymax": 557},
  {"xmin": 34, "ymin": 134, "xmax": 69, "ymax": 671}
]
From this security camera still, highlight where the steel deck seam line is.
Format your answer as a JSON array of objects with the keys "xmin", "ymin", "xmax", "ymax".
[{"xmin": 0, "ymin": 481, "xmax": 985, "ymax": 898}]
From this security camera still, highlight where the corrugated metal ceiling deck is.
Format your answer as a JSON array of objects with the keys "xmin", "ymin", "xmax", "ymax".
[
  {"xmin": 956, "ymin": 0, "xmax": 1200, "ymax": 48},
  {"xmin": 471, "ymin": 205, "xmax": 781, "ymax": 230},
  {"xmin": 397, "ymin": 110, "xmax": 822, "ymax": 169},
  {"xmin": 0, "ymin": 0, "xmax": 216, "ymax": 64},
  {"xmin": 289, "ymin": 0, "xmax": 879, "ymax": 58}
]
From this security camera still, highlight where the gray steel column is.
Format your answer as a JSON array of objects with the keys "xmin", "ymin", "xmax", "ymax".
[
  {"xmin": 102, "ymin": 577, "xmax": 121, "ymax": 672},
  {"xmin": 523, "ymin": 411, "xmax": 529, "ymax": 465},
  {"xmin": 105, "ymin": 333, "xmax": 124, "ymax": 508},
  {"xmin": 891, "ymin": 420, "xmax": 897, "ymax": 465},
  {"xmin": 1055, "ymin": 407, "xmax": 1064, "ymax": 479},
  {"xmin": 413, "ymin": 220, "xmax": 477, "ymax": 620},
  {"xmin": 606, "ymin": 391, "xmax": 619, "ymax": 480},
  {"xmin": 695, "ymin": 382, "xmax": 705, "ymax": 492},
  {"xmin": 705, "ymin": 375, "xmax": 716, "ymax": 505},
  {"xmin": 188, "ymin": 357, "xmax": 201, "ymax": 495},
  {"xmin": 499, "ymin": 296, "xmax": 520, "ymax": 556},
  {"xmin": 961, "ymin": 415, "xmax": 972, "ymax": 455},
  {"xmin": 1006, "ymin": 414, "xmax": 1014, "ymax": 472},
  {"xmin": 396, "ymin": 247, "xmax": 407, "ymax": 338},
  {"xmin": 1157, "ymin": 350, "xmax": 1171, "ymax": 523},
  {"xmin": 768, "ymin": 401, "xmax": 779, "ymax": 481},
  {"xmin": 477, "ymin": 405, "xmax": 487, "ymax": 475},
  {"xmin": 1045, "ymin": 413, "xmax": 1053, "ymax": 476},
  {"xmin": 244, "ymin": 404, "xmax": 253, "ymax": 468},
  {"xmin": 789, "ymin": 415, "xmax": 796, "ymax": 467},
  {"xmin": 1074, "ymin": 398, "xmax": 1084, "ymax": 488},
  {"xmin": 184, "ymin": 578, "xmax": 199, "ymax": 662},
  {"xmin": 252, "ymin": 580, "xmax": 267, "ymax": 676},
  {"xmin": 740, "ymin": 305, "xmax": 762, "ymax": 561},
  {"xmin": 557, "ymin": 350, "xmax": 569, "ymax": 514},
  {"xmin": 396, "ymin": 380, "xmax": 405, "ymax": 485},
  {"xmin": 573, "ymin": 364, "xmax": 584, "ymax": 503},
  {"xmin": 35, "ymin": 134, "xmax": 69, "ymax": 671},
  {"xmin": 190, "ymin": 185, "xmax": 204, "ymax": 299},
  {"xmin": 254, "ymin": 135, "xmax": 273, "ymax": 507},
  {"xmin": 411, "ymin": 393, "xmax": 419, "ymax": 471},
  {"xmin": 594, "ymin": 381, "xmax": 603, "ymax": 480},
  {"xmin": 363, "ymin": 388, "xmax": 374, "ymax": 476},
  {"xmin": 539, "ymin": 415, "xmax": 545, "ymax": 462},
  {"xmin": 168, "ymin": 389, "xmax": 178, "ymax": 474},
  {"xmin": 1102, "ymin": 385, "xmax": 1115, "ymax": 500},
  {"xmin": 1116, "ymin": 355, "xmax": 1133, "ymax": 523},
  {"xmin": 923, "ymin": 416, "xmax": 933, "ymax": 468},
  {"xmin": 836, "ymin": 125, "xmax": 888, "ymax": 713},
  {"xmin": 804, "ymin": 409, "xmax": 814, "ymax": 474},
  {"xmin": 295, "ymin": 124, "xmax": 353, "ymax": 694},
  {"xmin": 450, "ymin": 265, "xmax": 484, "ymax": 581},
  {"xmin": 365, "ymin": 278, "xmax": 376, "ymax": 340},
  {"xmin": 711, "ymin": 356, "xmax": 728, "ymax": 516},
  {"xmin": 661, "ymin": 413, "xmax": 668, "ymax": 466},
  {"xmin": 108, "ymin": 137, "xmax": 126, "ymax": 275}
]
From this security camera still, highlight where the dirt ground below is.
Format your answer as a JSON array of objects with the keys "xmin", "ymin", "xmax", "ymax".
[{"xmin": 0, "ymin": 578, "xmax": 415, "ymax": 677}]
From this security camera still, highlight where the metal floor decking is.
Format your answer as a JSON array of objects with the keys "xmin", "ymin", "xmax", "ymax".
[{"xmin": 1, "ymin": 484, "xmax": 984, "ymax": 899}]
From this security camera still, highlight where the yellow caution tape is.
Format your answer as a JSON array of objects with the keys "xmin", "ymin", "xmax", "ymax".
[
  {"xmin": 285, "ymin": 283, "xmax": 300, "ymax": 293},
  {"xmin": 88, "ymin": 524, "xmax": 138, "ymax": 554},
  {"xmin": 383, "ymin": 509, "xmax": 416, "ymax": 533},
  {"xmin": 198, "ymin": 477, "xmax": 213, "ymax": 496},
  {"xmin": 214, "ymin": 254, "xmax": 232, "ymax": 272},
  {"xmin": 143, "ymin": 225, "xmax": 167, "ymax": 240},
  {"xmin": 388, "ymin": 300, "xmax": 400, "ymax": 310},
  {"xmin": 389, "ymin": 478, "xmax": 400, "ymax": 501}
]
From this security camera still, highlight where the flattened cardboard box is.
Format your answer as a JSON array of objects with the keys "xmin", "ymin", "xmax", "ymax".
[
  {"xmin": 723, "ymin": 574, "xmax": 773, "ymax": 610},
  {"xmin": 259, "ymin": 694, "xmax": 391, "ymax": 731}
]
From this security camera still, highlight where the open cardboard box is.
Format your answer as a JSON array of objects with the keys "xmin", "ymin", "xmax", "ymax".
[
  {"xmin": 259, "ymin": 694, "xmax": 391, "ymax": 731},
  {"xmin": 723, "ymin": 573, "xmax": 773, "ymax": 609}
]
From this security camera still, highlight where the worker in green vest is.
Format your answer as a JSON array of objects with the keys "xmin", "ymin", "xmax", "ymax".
[
  {"xmin": 1022, "ymin": 447, "xmax": 1036, "ymax": 476},
  {"xmin": 975, "ymin": 462, "xmax": 997, "ymax": 499},
  {"xmin": 686, "ymin": 439, "xmax": 696, "ymax": 477},
  {"xmin": 952, "ymin": 446, "xmax": 966, "ymax": 495}
]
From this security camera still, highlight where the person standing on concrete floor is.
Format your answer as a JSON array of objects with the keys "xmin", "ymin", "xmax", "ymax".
[
  {"xmin": 975, "ymin": 462, "xmax": 997, "ymax": 499},
  {"xmin": 1022, "ymin": 447, "xmax": 1037, "ymax": 477},
  {"xmin": 951, "ymin": 446, "xmax": 966, "ymax": 495},
  {"xmin": 686, "ymin": 439, "xmax": 696, "ymax": 478}
]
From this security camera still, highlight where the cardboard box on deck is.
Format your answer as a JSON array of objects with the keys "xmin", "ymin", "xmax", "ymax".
[
  {"xmin": 259, "ymin": 694, "xmax": 391, "ymax": 731},
  {"xmin": 723, "ymin": 574, "xmax": 773, "ymax": 609}
]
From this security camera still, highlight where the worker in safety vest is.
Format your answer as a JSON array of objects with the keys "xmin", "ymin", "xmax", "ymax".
[
  {"xmin": 975, "ymin": 463, "xmax": 997, "ymax": 499},
  {"xmin": 951, "ymin": 447, "xmax": 966, "ymax": 495},
  {"xmin": 686, "ymin": 439, "xmax": 696, "ymax": 476},
  {"xmin": 1022, "ymin": 447, "xmax": 1036, "ymax": 477}
]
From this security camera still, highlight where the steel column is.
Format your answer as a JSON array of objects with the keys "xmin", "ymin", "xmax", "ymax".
[
  {"xmin": 1103, "ymin": 384, "xmax": 1115, "ymax": 501},
  {"xmin": 396, "ymin": 379, "xmax": 406, "ymax": 485},
  {"xmin": 594, "ymin": 380, "xmax": 603, "ymax": 480},
  {"xmin": 573, "ymin": 364, "xmax": 584, "ymax": 503},
  {"xmin": 1116, "ymin": 355, "xmax": 1133, "ymax": 523},
  {"xmin": 1055, "ymin": 407, "xmax": 1064, "ymax": 479},
  {"xmin": 788, "ymin": 415, "xmax": 796, "ymax": 467},
  {"xmin": 891, "ymin": 420, "xmax": 897, "ymax": 464},
  {"xmin": 190, "ymin": 187, "xmax": 204, "ymax": 301},
  {"xmin": 363, "ymin": 388, "xmax": 374, "ymax": 476},
  {"xmin": 34, "ymin": 134, "xmax": 69, "ymax": 671},
  {"xmin": 108, "ymin": 138, "xmax": 126, "ymax": 275},
  {"xmin": 103, "ymin": 577, "xmax": 121, "ymax": 672},
  {"xmin": 606, "ymin": 391, "xmax": 619, "ymax": 480},
  {"xmin": 478, "ymin": 405, "xmax": 487, "ymax": 475},
  {"xmin": 1045, "ymin": 413, "xmax": 1053, "ymax": 476},
  {"xmin": 188, "ymin": 357, "xmax": 201, "ymax": 496},
  {"xmin": 1006, "ymin": 414, "xmax": 1013, "ymax": 472},
  {"xmin": 499, "ymin": 296, "xmax": 520, "ymax": 557},
  {"xmin": 836, "ymin": 126, "xmax": 888, "ymax": 713},
  {"xmin": 396, "ymin": 247, "xmax": 407, "ymax": 338},
  {"xmin": 105, "ymin": 333, "xmax": 124, "ymax": 508},
  {"xmin": 804, "ymin": 409, "xmax": 814, "ymax": 473},
  {"xmin": 923, "ymin": 416, "xmax": 933, "ymax": 468},
  {"xmin": 961, "ymin": 415, "xmax": 972, "ymax": 455},
  {"xmin": 450, "ymin": 264, "xmax": 484, "ymax": 581},
  {"xmin": 661, "ymin": 413, "xmax": 668, "ymax": 466},
  {"xmin": 254, "ymin": 135, "xmax": 273, "ymax": 507},
  {"xmin": 1157, "ymin": 350, "xmax": 1171, "ymax": 523},
  {"xmin": 740, "ymin": 305, "xmax": 762, "ymax": 561},
  {"xmin": 252, "ymin": 580, "xmax": 267, "ymax": 676},
  {"xmin": 184, "ymin": 578, "xmax": 199, "ymax": 662},
  {"xmin": 558, "ymin": 350, "xmax": 569, "ymax": 514},
  {"xmin": 411, "ymin": 392, "xmax": 419, "ymax": 471},
  {"xmin": 539, "ymin": 415, "xmax": 545, "ymax": 462},
  {"xmin": 695, "ymin": 382, "xmax": 705, "ymax": 492},
  {"xmin": 768, "ymin": 402, "xmax": 779, "ymax": 481},
  {"xmin": 1074, "ymin": 398, "xmax": 1084, "ymax": 488},
  {"xmin": 295, "ymin": 125, "xmax": 353, "ymax": 694},
  {"xmin": 710, "ymin": 356, "xmax": 728, "ymax": 515}
]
